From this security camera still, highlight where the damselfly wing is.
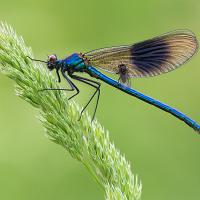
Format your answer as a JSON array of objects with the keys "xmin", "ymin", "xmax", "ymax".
[{"xmin": 86, "ymin": 30, "xmax": 198, "ymax": 82}]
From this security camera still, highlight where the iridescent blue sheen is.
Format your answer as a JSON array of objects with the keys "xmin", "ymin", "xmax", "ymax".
[
  {"xmin": 62, "ymin": 53, "xmax": 85, "ymax": 71},
  {"xmin": 87, "ymin": 66, "xmax": 200, "ymax": 133},
  {"xmin": 41, "ymin": 30, "xmax": 200, "ymax": 134}
]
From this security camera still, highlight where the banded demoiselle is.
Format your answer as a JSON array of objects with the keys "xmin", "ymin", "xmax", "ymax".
[{"xmin": 29, "ymin": 30, "xmax": 200, "ymax": 134}]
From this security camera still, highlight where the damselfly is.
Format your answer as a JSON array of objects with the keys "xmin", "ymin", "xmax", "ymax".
[{"xmin": 28, "ymin": 30, "xmax": 200, "ymax": 133}]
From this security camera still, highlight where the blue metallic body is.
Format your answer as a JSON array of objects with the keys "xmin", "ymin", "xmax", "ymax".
[
  {"xmin": 87, "ymin": 66, "xmax": 200, "ymax": 133},
  {"xmin": 53, "ymin": 52, "xmax": 200, "ymax": 134},
  {"xmin": 62, "ymin": 53, "xmax": 86, "ymax": 71},
  {"xmin": 29, "ymin": 30, "xmax": 200, "ymax": 134}
]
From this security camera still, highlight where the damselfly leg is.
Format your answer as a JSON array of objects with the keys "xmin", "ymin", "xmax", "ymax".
[
  {"xmin": 69, "ymin": 74, "xmax": 101, "ymax": 121},
  {"xmin": 38, "ymin": 70, "xmax": 79, "ymax": 97}
]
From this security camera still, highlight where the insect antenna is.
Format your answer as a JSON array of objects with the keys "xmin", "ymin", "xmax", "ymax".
[{"xmin": 27, "ymin": 56, "xmax": 47, "ymax": 63}]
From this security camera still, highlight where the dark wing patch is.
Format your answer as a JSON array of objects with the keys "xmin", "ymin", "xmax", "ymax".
[
  {"xmin": 130, "ymin": 30, "xmax": 198, "ymax": 76},
  {"xmin": 86, "ymin": 30, "xmax": 198, "ymax": 78}
]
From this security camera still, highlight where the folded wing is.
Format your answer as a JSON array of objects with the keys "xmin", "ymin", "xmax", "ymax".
[{"xmin": 86, "ymin": 30, "xmax": 198, "ymax": 77}]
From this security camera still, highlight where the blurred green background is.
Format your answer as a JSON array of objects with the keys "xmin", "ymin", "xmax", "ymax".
[{"xmin": 0, "ymin": 0, "xmax": 200, "ymax": 199}]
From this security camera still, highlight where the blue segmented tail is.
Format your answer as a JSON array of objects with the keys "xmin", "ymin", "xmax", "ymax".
[{"xmin": 88, "ymin": 66, "xmax": 200, "ymax": 134}]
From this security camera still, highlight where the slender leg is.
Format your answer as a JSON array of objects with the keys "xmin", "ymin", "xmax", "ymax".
[
  {"xmin": 39, "ymin": 88, "xmax": 74, "ymax": 92},
  {"xmin": 61, "ymin": 71, "xmax": 80, "ymax": 99},
  {"xmin": 56, "ymin": 69, "xmax": 61, "ymax": 83},
  {"xmin": 70, "ymin": 74, "xmax": 101, "ymax": 121},
  {"xmin": 39, "ymin": 71, "xmax": 79, "ymax": 100}
]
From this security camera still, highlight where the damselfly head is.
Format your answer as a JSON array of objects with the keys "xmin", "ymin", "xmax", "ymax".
[{"xmin": 47, "ymin": 54, "xmax": 57, "ymax": 70}]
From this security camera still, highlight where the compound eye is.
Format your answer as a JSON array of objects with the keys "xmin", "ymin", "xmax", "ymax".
[{"xmin": 48, "ymin": 54, "xmax": 57, "ymax": 63}]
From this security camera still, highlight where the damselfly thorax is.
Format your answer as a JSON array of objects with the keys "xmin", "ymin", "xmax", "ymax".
[{"xmin": 28, "ymin": 30, "xmax": 200, "ymax": 133}]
